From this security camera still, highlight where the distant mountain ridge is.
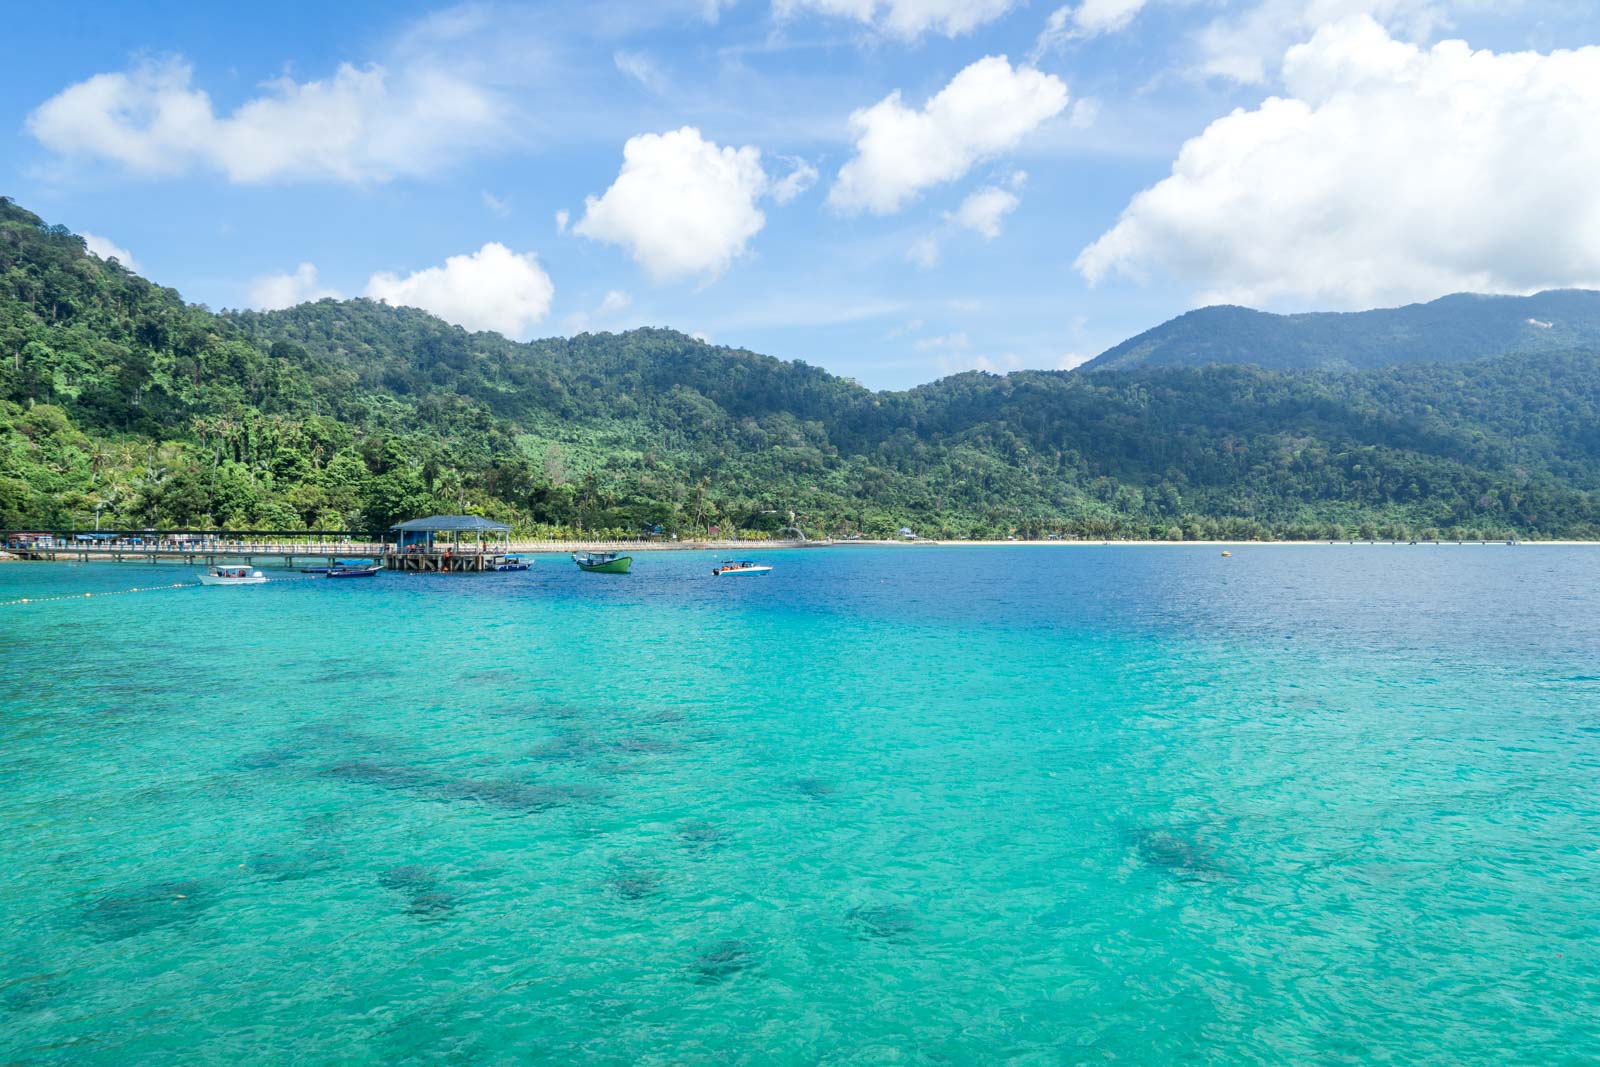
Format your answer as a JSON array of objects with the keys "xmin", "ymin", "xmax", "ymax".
[{"xmin": 1081, "ymin": 290, "xmax": 1600, "ymax": 372}]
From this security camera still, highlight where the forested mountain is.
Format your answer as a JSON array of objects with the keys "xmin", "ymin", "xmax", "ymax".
[
  {"xmin": 1083, "ymin": 290, "xmax": 1600, "ymax": 372},
  {"xmin": 4, "ymin": 195, "xmax": 1599, "ymax": 540}
]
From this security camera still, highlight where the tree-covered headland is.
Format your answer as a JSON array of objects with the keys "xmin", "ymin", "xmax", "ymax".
[{"xmin": 3, "ymin": 196, "xmax": 1598, "ymax": 541}]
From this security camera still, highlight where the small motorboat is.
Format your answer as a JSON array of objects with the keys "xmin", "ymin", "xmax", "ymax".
[
  {"xmin": 574, "ymin": 552, "xmax": 632, "ymax": 574},
  {"xmin": 491, "ymin": 555, "xmax": 530, "ymax": 572},
  {"xmin": 302, "ymin": 558, "xmax": 372, "ymax": 574},
  {"xmin": 198, "ymin": 565, "xmax": 268, "ymax": 586},
  {"xmin": 713, "ymin": 560, "xmax": 771, "ymax": 576},
  {"xmin": 326, "ymin": 562, "xmax": 382, "ymax": 579}
]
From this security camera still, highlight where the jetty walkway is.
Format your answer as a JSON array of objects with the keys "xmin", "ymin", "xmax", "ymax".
[{"xmin": 4, "ymin": 531, "xmax": 814, "ymax": 571}]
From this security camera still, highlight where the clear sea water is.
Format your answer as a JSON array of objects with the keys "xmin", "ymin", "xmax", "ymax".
[{"xmin": 2, "ymin": 545, "xmax": 1598, "ymax": 1065}]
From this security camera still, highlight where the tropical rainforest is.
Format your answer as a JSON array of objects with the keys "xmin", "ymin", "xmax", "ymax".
[{"xmin": 3, "ymin": 196, "xmax": 1598, "ymax": 541}]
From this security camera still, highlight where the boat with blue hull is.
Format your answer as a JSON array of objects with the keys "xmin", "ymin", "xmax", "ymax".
[
  {"xmin": 301, "ymin": 559, "xmax": 375, "ymax": 574},
  {"xmin": 326, "ymin": 562, "xmax": 382, "ymax": 579}
]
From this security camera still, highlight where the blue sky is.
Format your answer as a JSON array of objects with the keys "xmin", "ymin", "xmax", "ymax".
[{"xmin": 5, "ymin": 1, "xmax": 1600, "ymax": 387}]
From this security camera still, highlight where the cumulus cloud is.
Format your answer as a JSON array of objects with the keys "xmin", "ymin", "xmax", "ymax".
[
  {"xmin": 1196, "ymin": 0, "xmax": 1446, "ymax": 84},
  {"xmin": 1077, "ymin": 17, "xmax": 1600, "ymax": 307},
  {"xmin": 775, "ymin": 0, "xmax": 1018, "ymax": 38},
  {"xmin": 555, "ymin": 209, "xmax": 570, "ymax": 233},
  {"xmin": 574, "ymin": 127, "xmax": 773, "ymax": 281},
  {"xmin": 365, "ymin": 243, "xmax": 554, "ymax": 337},
  {"xmin": 248, "ymin": 263, "xmax": 342, "ymax": 310},
  {"xmin": 829, "ymin": 56, "xmax": 1068, "ymax": 215},
  {"xmin": 81, "ymin": 233, "xmax": 139, "ymax": 271},
  {"xmin": 26, "ymin": 56, "xmax": 505, "ymax": 183}
]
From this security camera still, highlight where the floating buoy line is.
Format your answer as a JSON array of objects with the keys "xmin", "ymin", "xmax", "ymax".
[
  {"xmin": 0, "ymin": 572, "xmax": 327, "ymax": 608},
  {"xmin": 0, "ymin": 581, "xmax": 198, "ymax": 607}
]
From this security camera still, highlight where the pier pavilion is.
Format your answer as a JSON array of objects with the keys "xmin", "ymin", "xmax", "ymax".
[{"xmin": 388, "ymin": 515, "xmax": 513, "ymax": 572}]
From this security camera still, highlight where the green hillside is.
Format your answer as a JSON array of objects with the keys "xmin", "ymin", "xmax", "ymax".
[
  {"xmin": 3, "ymin": 195, "xmax": 1599, "ymax": 540},
  {"xmin": 1082, "ymin": 291, "xmax": 1600, "ymax": 372}
]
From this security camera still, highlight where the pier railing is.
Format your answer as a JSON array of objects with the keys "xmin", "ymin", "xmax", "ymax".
[{"xmin": 4, "ymin": 540, "xmax": 386, "ymax": 562}]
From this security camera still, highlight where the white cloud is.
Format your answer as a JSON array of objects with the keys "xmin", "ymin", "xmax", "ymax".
[
  {"xmin": 1036, "ymin": 0, "xmax": 1149, "ymax": 53},
  {"xmin": 1077, "ymin": 17, "xmax": 1600, "ymax": 308},
  {"xmin": 925, "ymin": 337, "xmax": 1024, "ymax": 376},
  {"xmin": 1068, "ymin": 97, "xmax": 1101, "ymax": 128},
  {"xmin": 563, "ymin": 289, "xmax": 634, "ymax": 334},
  {"xmin": 365, "ymin": 243, "xmax": 554, "ymax": 337},
  {"xmin": 915, "ymin": 331, "xmax": 971, "ymax": 352},
  {"xmin": 1195, "ymin": 0, "xmax": 1446, "ymax": 84},
  {"xmin": 962, "ymin": 353, "xmax": 1025, "ymax": 374},
  {"xmin": 482, "ymin": 191, "xmax": 511, "ymax": 217},
  {"xmin": 691, "ymin": 329, "xmax": 714, "ymax": 343},
  {"xmin": 248, "ymin": 263, "xmax": 342, "ymax": 310},
  {"xmin": 1035, "ymin": 0, "xmax": 1443, "ymax": 76},
  {"xmin": 26, "ymin": 56, "xmax": 505, "ymax": 183},
  {"xmin": 775, "ymin": 0, "xmax": 1019, "ymax": 39},
  {"xmin": 907, "ymin": 236, "xmax": 942, "ymax": 270},
  {"xmin": 81, "ymin": 232, "xmax": 139, "ymax": 271},
  {"xmin": 770, "ymin": 157, "xmax": 820, "ymax": 204},
  {"xmin": 555, "ymin": 209, "xmax": 570, "ymax": 233},
  {"xmin": 829, "ymin": 56, "xmax": 1069, "ymax": 215},
  {"xmin": 948, "ymin": 185, "xmax": 1021, "ymax": 238},
  {"xmin": 574, "ymin": 126, "xmax": 771, "ymax": 281},
  {"xmin": 614, "ymin": 50, "xmax": 670, "ymax": 94}
]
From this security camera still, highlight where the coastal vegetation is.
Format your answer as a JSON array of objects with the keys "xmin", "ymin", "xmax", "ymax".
[{"xmin": 3, "ymin": 196, "xmax": 1598, "ymax": 540}]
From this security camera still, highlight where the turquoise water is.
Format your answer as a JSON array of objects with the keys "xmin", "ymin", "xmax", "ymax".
[{"xmin": 2, "ymin": 546, "xmax": 1598, "ymax": 1064}]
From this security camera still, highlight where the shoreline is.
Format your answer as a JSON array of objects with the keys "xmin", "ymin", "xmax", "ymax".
[
  {"xmin": 835, "ymin": 538, "xmax": 1577, "ymax": 547},
  {"xmin": 4, "ymin": 538, "xmax": 1593, "ymax": 565}
]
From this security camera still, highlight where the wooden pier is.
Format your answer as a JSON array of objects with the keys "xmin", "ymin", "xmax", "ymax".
[
  {"xmin": 5, "ymin": 542, "xmax": 519, "ymax": 572},
  {"xmin": 6, "ymin": 516, "xmax": 520, "ymax": 574},
  {"xmin": 387, "ymin": 548, "xmax": 513, "ymax": 572},
  {"xmin": 5, "ymin": 539, "xmax": 385, "ymax": 567}
]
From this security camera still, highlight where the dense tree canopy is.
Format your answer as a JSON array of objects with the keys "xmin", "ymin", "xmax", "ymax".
[{"xmin": 3, "ymin": 195, "xmax": 1598, "ymax": 540}]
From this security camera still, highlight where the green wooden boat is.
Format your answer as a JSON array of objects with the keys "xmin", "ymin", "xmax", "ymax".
[{"xmin": 573, "ymin": 551, "xmax": 632, "ymax": 574}]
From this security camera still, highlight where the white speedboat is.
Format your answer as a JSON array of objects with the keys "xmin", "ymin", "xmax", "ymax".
[
  {"xmin": 198, "ymin": 565, "xmax": 268, "ymax": 586},
  {"xmin": 712, "ymin": 560, "xmax": 771, "ymax": 576}
]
